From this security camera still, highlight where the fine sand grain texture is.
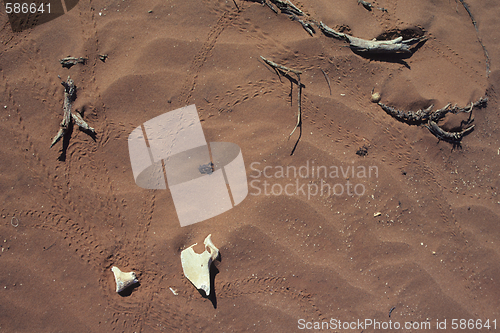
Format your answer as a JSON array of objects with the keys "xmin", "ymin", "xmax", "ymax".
[{"xmin": 1, "ymin": 0, "xmax": 500, "ymax": 332}]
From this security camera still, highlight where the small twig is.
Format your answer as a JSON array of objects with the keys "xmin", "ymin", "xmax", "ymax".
[
  {"xmin": 260, "ymin": 56, "xmax": 302, "ymax": 75},
  {"xmin": 289, "ymin": 117, "xmax": 302, "ymax": 155},
  {"xmin": 232, "ymin": 0, "xmax": 241, "ymax": 12},
  {"xmin": 289, "ymin": 73, "xmax": 302, "ymax": 139},
  {"xmin": 321, "ymin": 69, "xmax": 331, "ymax": 95},
  {"xmin": 43, "ymin": 243, "xmax": 56, "ymax": 251},
  {"xmin": 260, "ymin": 56, "xmax": 303, "ymax": 154}
]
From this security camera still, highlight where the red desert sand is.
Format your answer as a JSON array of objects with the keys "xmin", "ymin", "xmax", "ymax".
[{"xmin": 1, "ymin": 0, "xmax": 500, "ymax": 332}]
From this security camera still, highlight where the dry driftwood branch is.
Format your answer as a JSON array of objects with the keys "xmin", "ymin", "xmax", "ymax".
[
  {"xmin": 51, "ymin": 76, "xmax": 75, "ymax": 147},
  {"xmin": 378, "ymin": 97, "xmax": 487, "ymax": 124},
  {"xmin": 425, "ymin": 98, "xmax": 482, "ymax": 142},
  {"xmin": 378, "ymin": 97, "xmax": 487, "ymax": 142},
  {"xmin": 378, "ymin": 102, "xmax": 434, "ymax": 123},
  {"xmin": 426, "ymin": 119, "xmax": 474, "ymax": 142},
  {"xmin": 260, "ymin": 56, "xmax": 303, "ymax": 154},
  {"xmin": 319, "ymin": 22, "xmax": 425, "ymax": 53},
  {"xmin": 50, "ymin": 76, "xmax": 95, "ymax": 148},
  {"xmin": 60, "ymin": 57, "xmax": 87, "ymax": 68}
]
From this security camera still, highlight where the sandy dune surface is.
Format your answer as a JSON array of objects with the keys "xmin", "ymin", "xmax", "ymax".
[{"xmin": 1, "ymin": 0, "xmax": 500, "ymax": 331}]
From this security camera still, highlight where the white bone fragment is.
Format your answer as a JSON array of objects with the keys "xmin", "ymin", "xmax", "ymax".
[
  {"xmin": 111, "ymin": 266, "xmax": 138, "ymax": 293},
  {"xmin": 181, "ymin": 234, "xmax": 219, "ymax": 296}
]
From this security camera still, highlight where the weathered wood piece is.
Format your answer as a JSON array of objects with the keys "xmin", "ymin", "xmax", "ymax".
[
  {"xmin": 377, "ymin": 97, "xmax": 487, "ymax": 142},
  {"xmin": 59, "ymin": 57, "xmax": 87, "ymax": 68},
  {"xmin": 319, "ymin": 22, "xmax": 425, "ymax": 53},
  {"xmin": 50, "ymin": 76, "xmax": 95, "ymax": 148},
  {"xmin": 378, "ymin": 102, "xmax": 434, "ymax": 123}
]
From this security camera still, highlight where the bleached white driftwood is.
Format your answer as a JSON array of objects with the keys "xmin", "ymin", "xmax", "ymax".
[{"xmin": 319, "ymin": 22, "xmax": 424, "ymax": 53}]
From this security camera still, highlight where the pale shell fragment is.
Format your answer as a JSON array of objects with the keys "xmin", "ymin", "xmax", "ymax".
[
  {"xmin": 169, "ymin": 287, "xmax": 178, "ymax": 296},
  {"xmin": 111, "ymin": 266, "xmax": 139, "ymax": 293},
  {"xmin": 181, "ymin": 234, "xmax": 219, "ymax": 296},
  {"xmin": 371, "ymin": 92, "xmax": 381, "ymax": 103}
]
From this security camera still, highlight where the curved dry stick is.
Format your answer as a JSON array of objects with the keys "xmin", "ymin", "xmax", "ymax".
[
  {"xmin": 321, "ymin": 69, "xmax": 332, "ymax": 95},
  {"xmin": 289, "ymin": 73, "xmax": 302, "ymax": 139},
  {"xmin": 260, "ymin": 56, "xmax": 303, "ymax": 154},
  {"xmin": 456, "ymin": 0, "xmax": 490, "ymax": 76},
  {"xmin": 425, "ymin": 120, "xmax": 474, "ymax": 142}
]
